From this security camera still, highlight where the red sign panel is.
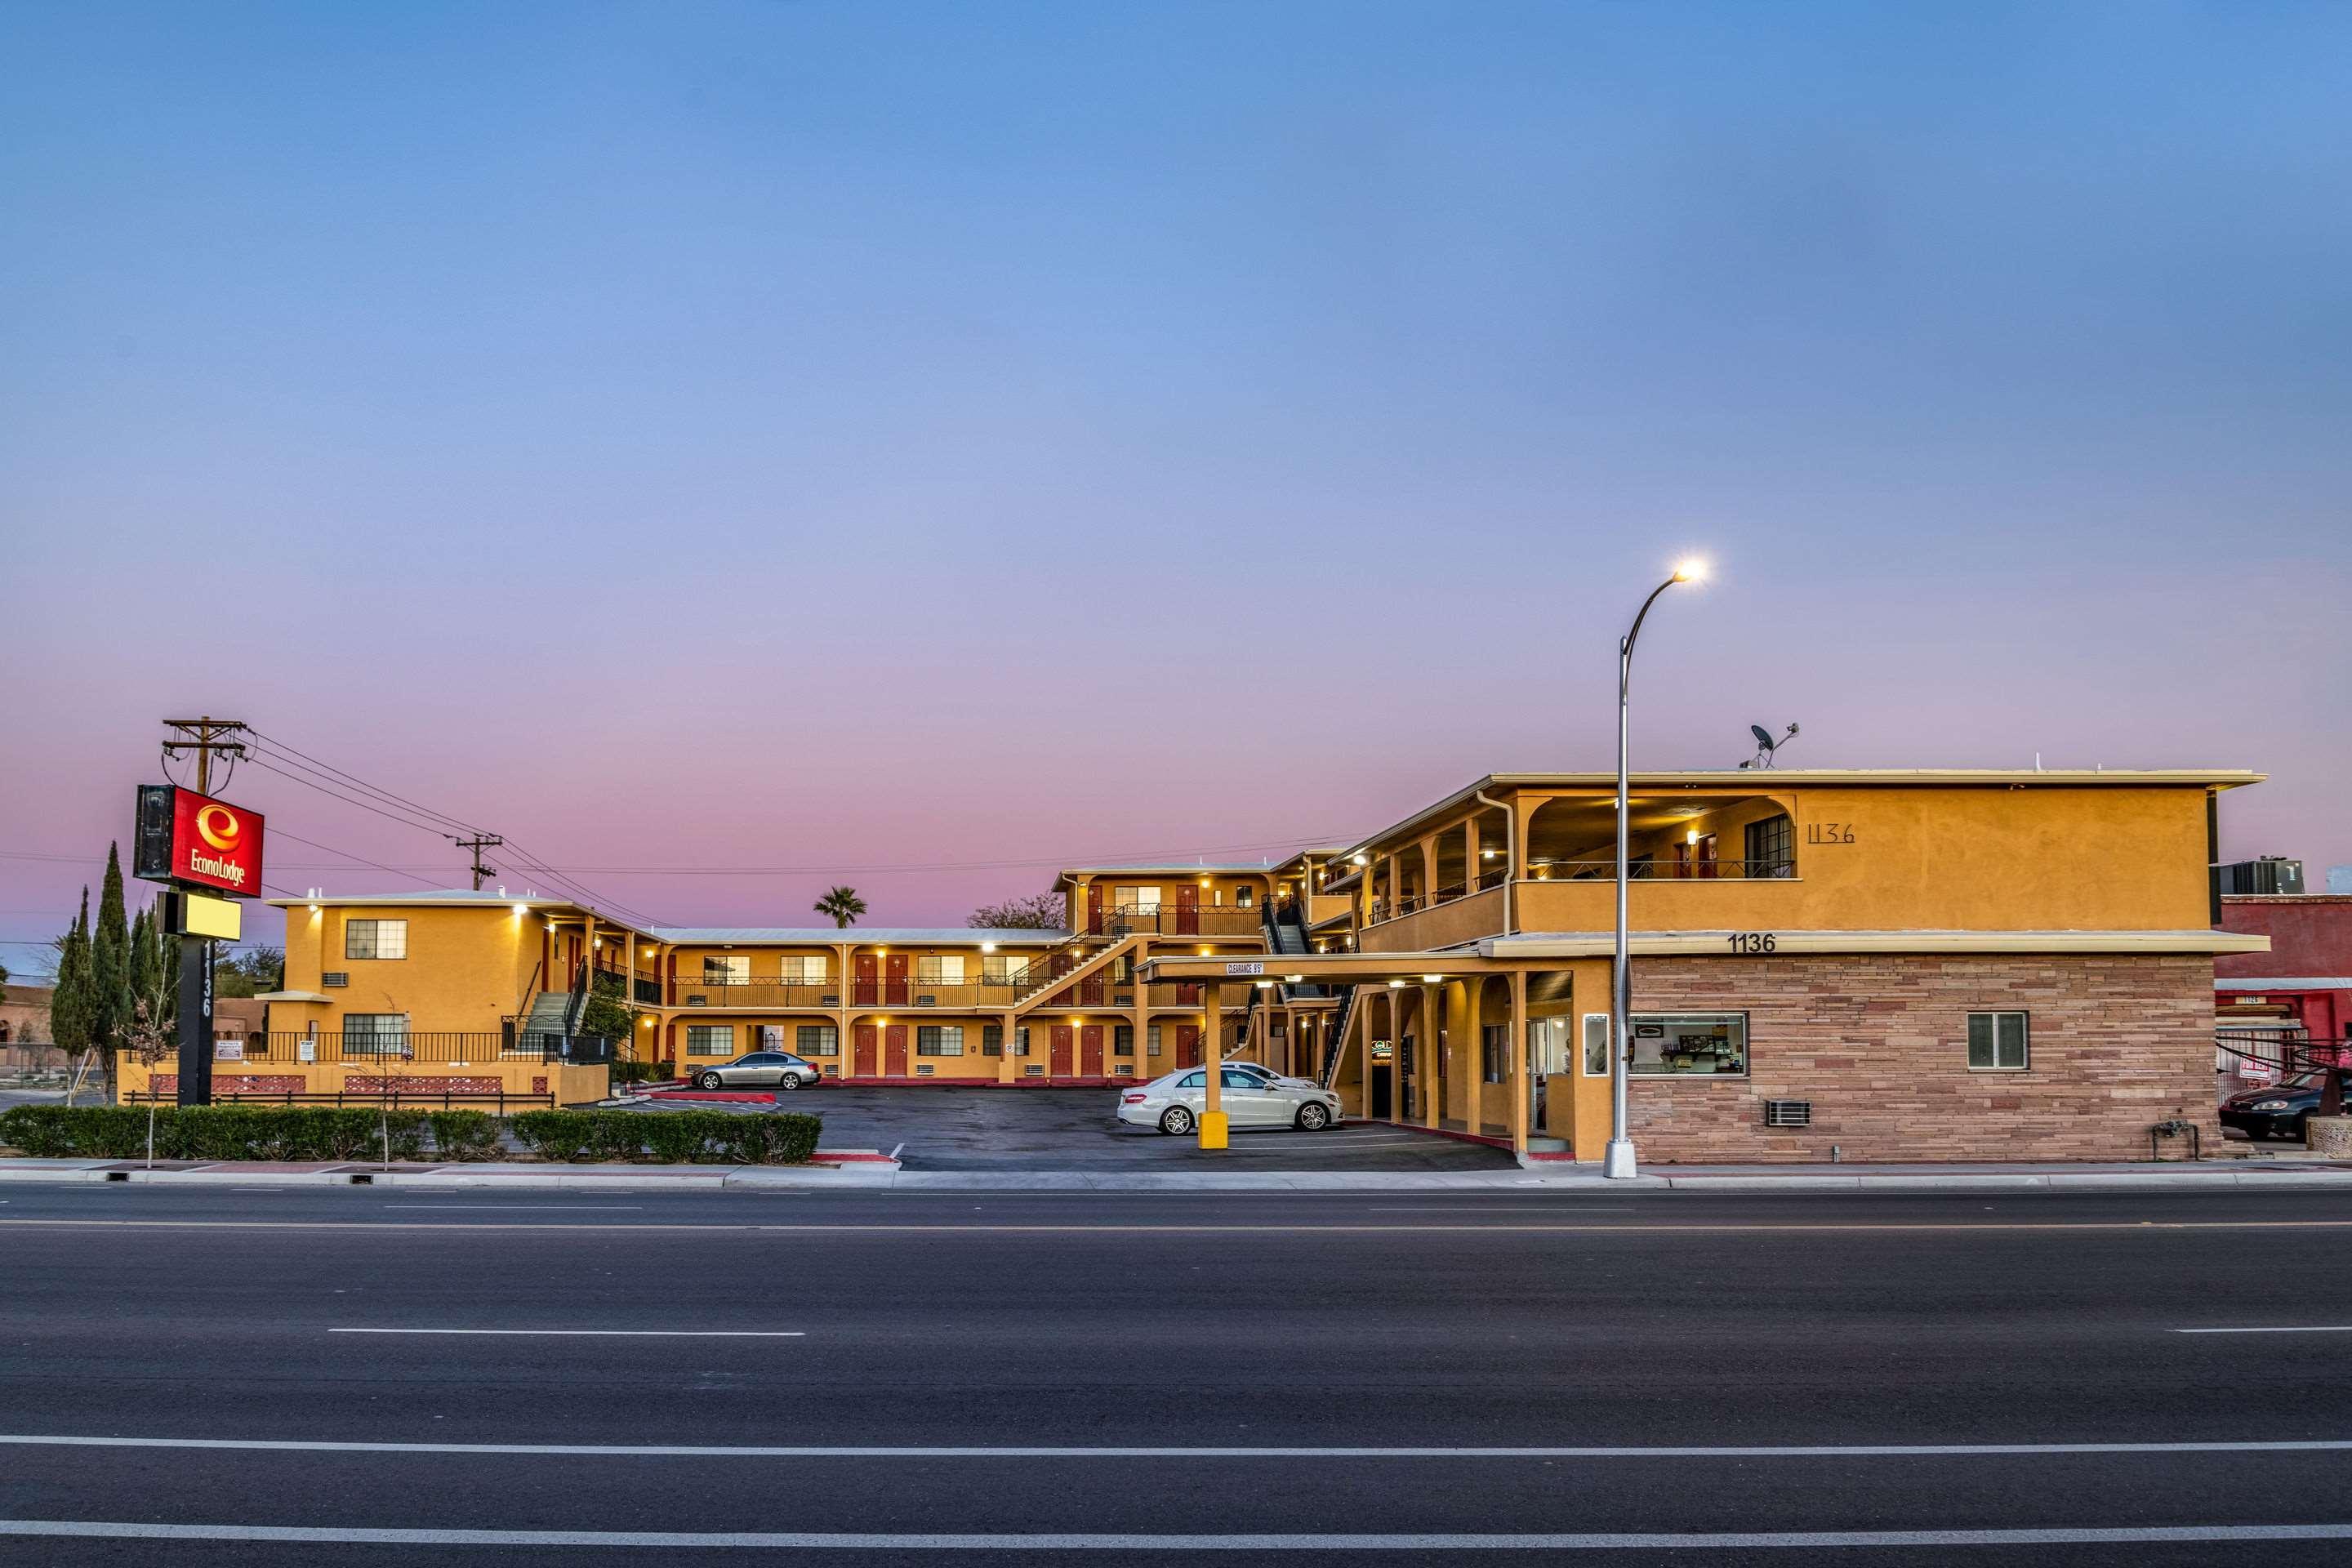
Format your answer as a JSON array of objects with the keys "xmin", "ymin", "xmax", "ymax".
[{"xmin": 167, "ymin": 788, "xmax": 265, "ymax": 896}]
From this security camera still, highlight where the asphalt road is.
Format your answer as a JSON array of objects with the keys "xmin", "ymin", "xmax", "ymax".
[
  {"xmin": 777, "ymin": 1085, "xmax": 1515, "ymax": 1170},
  {"xmin": 4, "ymin": 1183, "xmax": 2352, "ymax": 1565}
]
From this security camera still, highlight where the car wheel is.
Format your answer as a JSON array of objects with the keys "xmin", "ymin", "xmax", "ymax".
[
  {"xmin": 1160, "ymin": 1106, "xmax": 1195, "ymax": 1136},
  {"xmin": 1295, "ymin": 1102, "xmax": 1331, "ymax": 1132},
  {"xmin": 776, "ymin": 1075, "xmax": 802, "ymax": 1090},
  {"xmin": 697, "ymin": 1071, "xmax": 723, "ymax": 1089}
]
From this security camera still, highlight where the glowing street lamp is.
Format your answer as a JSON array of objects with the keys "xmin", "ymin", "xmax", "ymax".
[{"xmin": 1605, "ymin": 559, "xmax": 1705, "ymax": 1181}]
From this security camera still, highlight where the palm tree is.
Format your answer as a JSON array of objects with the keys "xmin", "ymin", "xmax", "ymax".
[{"xmin": 813, "ymin": 885, "xmax": 867, "ymax": 929}]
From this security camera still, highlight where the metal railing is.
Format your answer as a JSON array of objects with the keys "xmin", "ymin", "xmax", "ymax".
[
  {"xmin": 238, "ymin": 1031, "xmax": 610, "ymax": 1066},
  {"xmin": 1521, "ymin": 857, "xmax": 1797, "ymax": 881},
  {"xmin": 124, "ymin": 1088, "xmax": 557, "ymax": 1111}
]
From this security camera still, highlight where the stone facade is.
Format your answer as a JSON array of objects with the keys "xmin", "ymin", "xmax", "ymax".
[{"xmin": 1626, "ymin": 953, "xmax": 2217, "ymax": 1163}]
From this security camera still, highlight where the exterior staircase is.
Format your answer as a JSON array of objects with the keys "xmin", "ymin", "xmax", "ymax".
[
  {"xmin": 519, "ymin": 987, "xmax": 575, "ymax": 1053},
  {"xmin": 1009, "ymin": 933, "xmax": 1138, "ymax": 1014}
]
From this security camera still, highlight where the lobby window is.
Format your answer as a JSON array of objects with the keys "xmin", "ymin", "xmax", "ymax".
[
  {"xmin": 685, "ymin": 1025, "xmax": 733, "ymax": 1057},
  {"xmin": 917, "ymin": 1025, "xmax": 964, "ymax": 1057},
  {"xmin": 795, "ymin": 1025, "xmax": 838, "ymax": 1057},
  {"xmin": 915, "ymin": 955, "xmax": 965, "ymax": 984},
  {"xmin": 1013, "ymin": 1026, "xmax": 1031, "ymax": 1058},
  {"xmin": 1581, "ymin": 1014, "xmax": 1610, "ymax": 1076},
  {"xmin": 1147, "ymin": 1024, "xmax": 1163, "ymax": 1057},
  {"xmin": 1114, "ymin": 1025, "xmax": 1135, "ymax": 1057},
  {"xmin": 1481, "ymin": 1025, "xmax": 1508, "ymax": 1084},
  {"xmin": 1628, "ymin": 1013, "xmax": 1748, "ymax": 1077},
  {"xmin": 1744, "ymin": 815, "xmax": 1795, "ymax": 879},
  {"xmin": 778, "ymin": 956, "xmax": 827, "ymax": 983},
  {"xmin": 343, "ymin": 1013, "xmax": 410, "ymax": 1055},
  {"xmin": 702, "ymin": 956, "xmax": 749, "ymax": 983},
  {"xmin": 982, "ymin": 1025, "xmax": 1004, "ymax": 1058},
  {"xmin": 1967, "ymin": 1012, "xmax": 2029, "ymax": 1071},
  {"xmin": 345, "ymin": 920, "xmax": 407, "ymax": 960}
]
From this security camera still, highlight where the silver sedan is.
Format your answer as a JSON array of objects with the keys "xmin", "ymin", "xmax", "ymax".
[
  {"xmin": 694, "ymin": 1051, "xmax": 822, "ymax": 1090},
  {"xmin": 1117, "ymin": 1062, "xmax": 1341, "ymax": 1135}
]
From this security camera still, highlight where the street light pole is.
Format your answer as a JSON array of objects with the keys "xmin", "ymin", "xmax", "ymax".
[{"xmin": 1604, "ymin": 561, "xmax": 1704, "ymax": 1180}]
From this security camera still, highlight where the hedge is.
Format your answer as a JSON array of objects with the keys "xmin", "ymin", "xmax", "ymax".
[
  {"xmin": 0, "ymin": 1105, "xmax": 426, "ymax": 1161},
  {"xmin": 510, "ymin": 1108, "xmax": 821, "ymax": 1165},
  {"xmin": 0, "ymin": 1104, "xmax": 819, "ymax": 1166}
]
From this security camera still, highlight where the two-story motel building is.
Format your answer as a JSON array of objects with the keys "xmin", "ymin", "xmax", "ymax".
[{"xmin": 122, "ymin": 768, "xmax": 2269, "ymax": 1165}]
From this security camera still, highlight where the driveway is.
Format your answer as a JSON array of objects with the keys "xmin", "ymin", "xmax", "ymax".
[{"xmin": 786, "ymin": 1085, "xmax": 1516, "ymax": 1171}]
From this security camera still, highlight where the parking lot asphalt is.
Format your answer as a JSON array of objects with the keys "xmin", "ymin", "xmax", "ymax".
[{"xmin": 775, "ymin": 1085, "xmax": 1517, "ymax": 1170}]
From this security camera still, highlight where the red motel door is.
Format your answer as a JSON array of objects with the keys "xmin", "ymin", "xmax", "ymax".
[
  {"xmin": 1086, "ymin": 883, "xmax": 1105, "ymax": 935},
  {"xmin": 853, "ymin": 955, "xmax": 879, "ymax": 1005},
  {"xmin": 1174, "ymin": 1023, "xmax": 1201, "ymax": 1067},
  {"xmin": 1080, "ymin": 966, "xmax": 1107, "ymax": 1005},
  {"xmin": 1079, "ymin": 1025, "xmax": 1104, "ymax": 1077},
  {"xmin": 884, "ymin": 1024, "xmax": 910, "ymax": 1076},
  {"xmin": 1695, "ymin": 834, "xmax": 1719, "ymax": 879},
  {"xmin": 1049, "ymin": 1026, "xmax": 1075, "ymax": 1077},
  {"xmin": 1174, "ymin": 884, "xmax": 1199, "ymax": 936},
  {"xmin": 853, "ymin": 1025, "xmax": 878, "ymax": 1076},
  {"xmin": 885, "ymin": 954, "xmax": 911, "ymax": 1005}
]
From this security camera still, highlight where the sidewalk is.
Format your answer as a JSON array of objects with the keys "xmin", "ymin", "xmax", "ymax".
[{"xmin": 3, "ymin": 1156, "xmax": 2350, "ymax": 1191}]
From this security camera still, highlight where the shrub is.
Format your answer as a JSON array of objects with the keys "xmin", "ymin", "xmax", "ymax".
[
  {"xmin": 426, "ymin": 1111, "xmax": 506, "ymax": 1162},
  {"xmin": 506, "ymin": 1108, "xmax": 819, "ymax": 1165},
  {"xmin": 2, "ymin": 1104, "xmax": 817, "ymax": 1166},
  {"xmin": 611, "ymin": 1060, "xmax": 670, "ymax": 1087},
  {"xmin": 0, "ymin": 1105, "xmax": 430, "ymax": 1161}
]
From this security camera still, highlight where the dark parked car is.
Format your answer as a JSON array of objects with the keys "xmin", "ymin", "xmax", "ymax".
[
  {"xmin": 694, "ymin": 1051, "xmax": 822, "ymax": 1091},
  {"xmin": 2219, "ymin": 1071, "xmax": 2352, "ymax": 1143}
]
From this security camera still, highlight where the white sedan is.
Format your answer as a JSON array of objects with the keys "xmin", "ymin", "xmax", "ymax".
[{"xmin": 1117, "ymin": 1062, "xmax": 1342, "ymax": 1135}]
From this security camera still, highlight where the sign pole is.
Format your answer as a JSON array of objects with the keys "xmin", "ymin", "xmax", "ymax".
[{"xmin": 175, "ymin": 920, "xmax": 214, "ymax": 1107}]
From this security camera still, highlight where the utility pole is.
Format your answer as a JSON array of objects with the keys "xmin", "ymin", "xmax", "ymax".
[
  {"xmin": 452, "ymin": 834, "xmax": 503, "ymax": 892},
  {"xmin": 162, "ymin": 717, "xmax": 247, "ymax": 795},
  {"xmin": 158, "ymin": 718, "xmax": 248, "ymax": 1107}
]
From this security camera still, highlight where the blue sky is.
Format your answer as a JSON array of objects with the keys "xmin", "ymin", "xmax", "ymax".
[{"xmin": 2, "ymin": 1, "xmax": 2346, "ymax": 957}]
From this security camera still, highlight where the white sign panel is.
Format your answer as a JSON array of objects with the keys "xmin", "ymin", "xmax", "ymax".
[{"xmin": 1223, "ymin": 961, "xmax": 1264, "ymax": 976}]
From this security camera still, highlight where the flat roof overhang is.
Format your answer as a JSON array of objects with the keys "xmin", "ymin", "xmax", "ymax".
[
  {"xmin": 1140, "ymin": 929, "xmax": 2268, "ymax": 982},
  {"xmin": 1339, "ymin": 768, "xmax": 2267, "ymax": 863}
]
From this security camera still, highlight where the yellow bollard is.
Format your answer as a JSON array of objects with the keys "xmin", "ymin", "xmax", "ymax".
[{"xmin": 1198, "ymin": 1111, "xmax": 1229, "ymax": 1150}]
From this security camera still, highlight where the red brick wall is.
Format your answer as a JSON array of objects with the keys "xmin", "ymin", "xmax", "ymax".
[{"xmin": 1627, "ymin": 953, "xmax": 2217, "ymax": 1163}]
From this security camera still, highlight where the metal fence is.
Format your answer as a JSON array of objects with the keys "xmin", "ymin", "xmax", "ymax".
[{"xmin": 237, "ymin": 1032, "xmax": 614, "ymax": 1067}]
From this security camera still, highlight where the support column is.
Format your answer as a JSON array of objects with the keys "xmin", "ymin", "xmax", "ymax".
[
  {"xmin": 1384, "ymin": 992, "xmax": 1401, "ymax": 1125},
  {"xmin": 1421, "ymin": 982, "xmax": 1443, "ymax": 1128},
  {"xmin": 1200, "ymin": 981, "xmax": 1227, "ymax": 1149},
  {"xmin": 999, "ymin": 1010, "xmax": 1018, "ymax": 1085},
  {"xmin": 1509, "ymin": 968, "xmax": 1530, "ymax": 1160}
]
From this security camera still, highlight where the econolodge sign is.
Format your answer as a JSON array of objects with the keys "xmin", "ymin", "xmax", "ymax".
[{"xmin": 134, "ymin": 784, "xmax": 265, "ymax": 898}]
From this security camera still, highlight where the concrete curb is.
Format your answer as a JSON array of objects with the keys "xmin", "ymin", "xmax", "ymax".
[{"xmin": 4, "ymin": 1158, "xmax": 2347, "ymax": 1192}]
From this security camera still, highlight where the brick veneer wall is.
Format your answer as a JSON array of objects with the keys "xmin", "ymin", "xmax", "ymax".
[{"xmin": 1626, "ymin": 953, "xmax": 2218, "ymax": 1163}]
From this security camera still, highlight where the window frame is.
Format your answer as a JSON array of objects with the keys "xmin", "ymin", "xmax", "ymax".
[
  {"xmin": 1744, "ymin": 813, "xmax": 1796, "ymax": 879},
  {"xmin": 795, "ymin": 1024, "xmax": 839, "ymax": 1057},
  {"xmin": 1626, "ymin": 1012, "xmax": 1750, "ymax": 1080},
  {"xmin": 342, "ymin": 1013, "xmax": 411, "ymax": 1057},
  {"xmin": 1580, "ymin": 1013, "xmax": 1611, "ymax": 1077},
  {"xmin": 1967, "ymin": 1011, "xmax": 2030, "ymax": 1071},
  {"xmin": 684, "ymin": 1024, "xmax": 735, "ymax": 1057},
  {"xmin": 344, "ymin": 919, "xmax": 408, "ymax": 961},
  {"xmin": 915, "ymin": 1024, "xmax": 965, "ymax": 1057}
]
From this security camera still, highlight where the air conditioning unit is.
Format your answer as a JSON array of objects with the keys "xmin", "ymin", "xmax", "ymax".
[
  {"xmin": 321, "ymin": 972, "xmax": 349, "ymax": 988},
  {"xmin": 915, "ymin": 996, "xmax": 937, "ymax": 1007},
  {"xmin": 915, "ymin": 1064, "xmax": 933, "ymax": 1076},
  {"xmin": 1764, "ymin": 1100, "xmax": 1811, "ymax": 1128},
  {"xmin": 684, "ymin": 995, "xmax": 707, "ymax": 1007}
]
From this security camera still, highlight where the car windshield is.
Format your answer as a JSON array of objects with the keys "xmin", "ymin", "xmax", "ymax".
[{"xmin": 2265, "ymin": 1071, "xmax": 2350, "ymax": 1091}]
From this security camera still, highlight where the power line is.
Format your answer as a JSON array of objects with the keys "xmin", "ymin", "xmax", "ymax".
[{"xmin": 243, "ymin": 730, "xmax": 488, "ymax": 835}]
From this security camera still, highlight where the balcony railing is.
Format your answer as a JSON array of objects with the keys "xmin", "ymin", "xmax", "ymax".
[
  {"xmin": 239, "ymin": 1031, "xmax": 612, "ymax": 1066},
  {"xmin": 1086, "ymin": 904, "xmax": 1263, "ymax": 938},
  {"xmin": 1524, "ymin": 857, "xmax": 1796, "ymax": 881}
]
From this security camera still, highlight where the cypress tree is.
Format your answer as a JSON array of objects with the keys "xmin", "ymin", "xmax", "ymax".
[
  {"xmin": 130, "ymin": 902, "xmax": 172, "ymax": 1036},
  {"xmin": 51, "ymin": 892, "xmax": 94, "ymax": 1057},
  {"xmin": 91, "ymin": 844, "xmax": 131, "ymax": 1067}
]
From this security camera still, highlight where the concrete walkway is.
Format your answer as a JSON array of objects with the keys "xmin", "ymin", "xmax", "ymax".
[{"xmin": 4, "ymin": 1155, "xmax": 2351, "ymax": 1191}]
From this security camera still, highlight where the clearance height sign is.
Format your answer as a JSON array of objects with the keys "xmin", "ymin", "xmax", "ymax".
[{"xmin": 134, "ymin": 785, "xmax": 266, "ymax": 897}]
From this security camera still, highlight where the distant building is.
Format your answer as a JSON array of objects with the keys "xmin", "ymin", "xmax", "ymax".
[
  {"xmin": 2217, "ymin": 894, "xmax": 2352, "ymax": 1044},
  {"xmin": 0, "ymin": 982, "xmax": 53, "ymax": 1047}
]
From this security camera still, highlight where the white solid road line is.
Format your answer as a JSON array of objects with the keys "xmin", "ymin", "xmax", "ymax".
[
  {"xmin": 3, "ymin": 1434, "xmax": 2349, "ymax": 1459},
  {"xmin": 382, "ymin": 1205, "xmax": 646, "ymax": 1211},
  {"xmin": 3, "ymin": 1521, "xmax": 2351, "ymax": 1549},
  {"xmin": 2176, "ymin": 1325, "xmax": 2352, "ymax": 1334},
  {"xmin": 325, "ymin": 1329, "xmax": 805, "ymax": 1339}
]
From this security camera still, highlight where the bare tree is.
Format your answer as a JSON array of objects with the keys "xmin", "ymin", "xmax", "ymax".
[
  {"xmin": 968, "ymin": 892, "xmax": 1066, "ymax": 929},
  {"xmin": 122, "ymin": 1000, "xmax": 175, "ymax": 1169}
]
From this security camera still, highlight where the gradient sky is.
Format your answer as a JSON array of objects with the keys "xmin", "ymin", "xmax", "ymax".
[{"xmin": 4, "ymin": 1, "xmax": 2348, "ymax": 965}]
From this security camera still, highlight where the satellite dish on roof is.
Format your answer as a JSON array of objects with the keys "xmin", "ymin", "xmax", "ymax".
[{"xmin": 1740, "ymin": 722, "xmax": 1800, "ymax": 769}]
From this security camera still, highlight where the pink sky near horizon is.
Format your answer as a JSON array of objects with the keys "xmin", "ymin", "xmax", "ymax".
[{"xmin": 4, "ymin": 3, "xmax": 2349, "ymax": 969}]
